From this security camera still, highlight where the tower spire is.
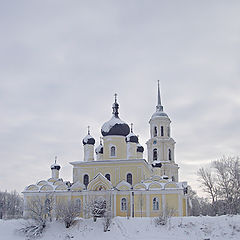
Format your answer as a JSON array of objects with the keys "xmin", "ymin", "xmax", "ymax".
[
  {"xmin": 156, "ymin": 80, "xmax": 163, "ymax": 112},
  {"xmin": 112, "ymin": 93, "xmax": 119, "ymax": 117},
  {"xmin": 87, "ymin": 126, "xmax": 90, "ymax": 135}
]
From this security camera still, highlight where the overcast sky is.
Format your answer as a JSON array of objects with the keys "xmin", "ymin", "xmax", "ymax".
[{"xmin": 0, "ymin": 1, "xmax": 240, "ymax": 195}]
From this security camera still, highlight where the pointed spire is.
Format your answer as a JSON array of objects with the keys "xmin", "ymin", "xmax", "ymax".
[
  {"xmin": 87, "ymin": 126, "xmax": 90, "ymax": 135},
  {"xmin": 156, "ymin": 80, "xmax": 163, "ymax": 112},
  {"xmin": 112, "ymin": 93, "xmax": 119, "ymax": 117},
  {"xmin": 54, "ymin": 156, "xmax": 57, "ymax": 164},
  {"xmin": 130, "ymin": 123, "xmax": 133, "ymax": 133}
]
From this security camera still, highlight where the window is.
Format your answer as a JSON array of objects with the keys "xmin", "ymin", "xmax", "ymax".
[
  {"xmin": 83, "ymin": 174, "xmax": 89, "ymax": 187},
  {"xmin": 105, "ymin": 173, "xmax": 111, "ymax": 181},
  {"xmin": 153, "ymin": 197, "xmax": 159, "ymax": 210},
  {"xmin": 161, "ymin": 126, "xmax": 164, "ymax": 136},
  {"xmin": 172, "ymin": 176, "xmax": 175, "ymax": 182},
  {"xmin": 126, "ymin": 173, "xmax": 132, "ymax": 185},
  {"xmin": 169, "ymin": 149, "xmax": 172, "ymax": 161},
  {"xmin": 121, "ymin": 198, "xmax": 127, "ymax": 211},
  {"xmin": 154, "ymin": 126, "xmax": 157, "ymax": 137},
  {"xmin": 153, "ymin": 149, "xmax": 158, "ymax": 161},
  {"xmin": 75, "ymin": 199, "xmax": 81, "ymax": 210},
  {"xmin": 110, "ymin": 146, "xmax": 116, "ymax": 156}
]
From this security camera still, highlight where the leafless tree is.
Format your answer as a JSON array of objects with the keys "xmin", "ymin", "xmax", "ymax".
[
  {"xmin": 197, "ymin": 167, "xmax": 218, "ymax": 203},
  {"xmin": 198, "ymin": 156, "xmax": 240, "ymax": 215},
  {"xmin": 19, "ymin": 195, "xmax": 53, "ymax": 239},
  {"xmin": 0, "ymin": 190, "xmax": 23, "ymax": 219},
  {"xmin": 55, "ymin": 200, "xmax": 81, "ymax": 228}
]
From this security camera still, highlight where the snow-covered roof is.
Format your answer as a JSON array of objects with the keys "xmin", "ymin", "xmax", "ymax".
[{"xmin": 82, "ymin": 134, "xmax": 95, "ymax": 145}]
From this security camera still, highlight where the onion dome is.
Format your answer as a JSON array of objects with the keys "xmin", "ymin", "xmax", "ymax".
[
  {"xmin": 51, "ymin": 156, "xmax": 61, "ymax": 170},
  {"xmin": 150, "ymin": 80, "xmax": 169, "ymax": 120},
  {"xmin": 95, "ymin": 138, "xmax": 103, "ymax": 154},
  {"xmin": 82, "ymin": 126, "xmax": 95, "ymax": 145},
  {"xmin": 101, "ymin": 94, "xmax": 130, "ymax": 137},
  {"xmin": 126, "ymin": 123, "xmax": 138, "ymax": 143},
  {"xmin": 137, "ymin": 143, "xmax": 144, "ymax": 153},
  {"xmin": 152, "ymin": 160, "xmax": 162, "ymax": 168}
]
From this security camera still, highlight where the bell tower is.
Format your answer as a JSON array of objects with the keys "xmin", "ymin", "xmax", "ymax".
[{"xmin": 146, "ymin": 81, "xmax": 179, "ymax": 181}]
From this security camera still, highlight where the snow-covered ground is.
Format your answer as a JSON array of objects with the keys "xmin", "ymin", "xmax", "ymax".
[{"xmin": 1, "ymin": 215, "xmax": 240, "ymax": 240}]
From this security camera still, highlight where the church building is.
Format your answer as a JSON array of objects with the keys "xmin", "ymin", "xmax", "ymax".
[{"xmin": 23, "ymin": 82, "xmax": 188, "ymax": 218}]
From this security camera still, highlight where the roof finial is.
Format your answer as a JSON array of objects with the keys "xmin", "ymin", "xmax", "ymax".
[
  {"xmin": 130, "ymin": 123, "xmax": 133, "ymax": 133},
  {"xmin": 55, "ymin": 156, "xmax": 57, "ymax": 164},
  {"xmin": 112, "ymin": 93, "xmax": 119, "ymax": 117},
  {"xmin": 156, "ymin": 80, "xmax": 163, "ymax": 112},
  {"xmin": 87, "ymin": 126, "xmax": 90, "ymax": 135}
]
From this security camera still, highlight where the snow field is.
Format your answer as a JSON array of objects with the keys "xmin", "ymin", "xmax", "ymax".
[{"xmin": 0, "ymin": 215, "xmax": 240, "ymax": 240}]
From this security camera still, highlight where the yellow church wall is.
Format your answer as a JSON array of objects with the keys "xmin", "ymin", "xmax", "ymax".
[
  {"xmin": 103, "ymin": 136, "xmax": 127, "ymax": 160},
  {"xmin": 116, "ymin": 194, "xmax": 130, "ymax": 217},
  {"xmin": 71, "ymin": 195, "xmax": 84, "ymax": 218},
  {"xmin": 165, "ymin": 194, "xmax": 179, "ymax": 216},
  {"xmin": 134, "ymin": 193, "xmax": 146, "ymax": 217},
  {"xmin": 182, "ymin": 197, "xmax": 187, "ymax": 216},
  {"xmin": 150, "ymin": 194, "xmax": 162, "ymax": 217},
  {"xmin": 73, "ymin": 160, "xmax": 150, "ymax": 187}
]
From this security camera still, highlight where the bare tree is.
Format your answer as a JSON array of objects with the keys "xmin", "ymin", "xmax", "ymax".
[
  {"xmin": 19, "ymin": 195, "xmax": 52, "ymax": 238},
  {"xmin": 197, "ymin": 167, "xmax": 217, "ymax": 203},
  {"xmin": 0, "ymin": 190, "xmax": 23, "ymax": 219},
  {"xmin": 198, "ymin": 156, "xmax": 240, "ymax": 215},
  {"xmin": 55, "ymin": 200, "xmax": 81, "ymax": 228}
]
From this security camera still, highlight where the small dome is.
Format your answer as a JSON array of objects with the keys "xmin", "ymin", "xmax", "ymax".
[
  {"xmin": 51, "ymin": 163, "xmax": 61, "ymax": 171},
  {"xmin": 126, "ymin": 132, "xmax": 138, "ymax": 143},
  {"xmin": 95, "ymin": 144, "xmax": 103, "ymax": 154},
  {"xmin": 137, "ymin": 143, "xmax": 144, "ymax": 153},
  {"xmin": 151, "ymin": 110, "xmax": 169, "ymax": 120},
  {"xmin": 101, "ymin": 95, "xmax": 130, "ymax": 137},
  {"xmin": 82, "ymin": 134, "xmax": 95, "ymax": 145},
  {"xmin": 101, "ymin": 116, "xmax": 130, "ymax": 136}
]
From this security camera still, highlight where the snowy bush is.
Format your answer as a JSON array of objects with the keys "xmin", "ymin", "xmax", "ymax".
[
  {"xmin": 18, "ymin": 221, "xmax": 46, "ymax": 239},
  {"xmin": 90, "ymin": 198, "xmax": 106, "ymax": 222},
  {"xmin": 55, "ymin": 201, "xmax": 81, "ymax": 228},
  {"xmin": 154, "ymin": 208, "xmax": 175, "ymax": 226}
]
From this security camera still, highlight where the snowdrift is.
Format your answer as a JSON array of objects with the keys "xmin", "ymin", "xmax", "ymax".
[{"xmin": 1, "ymin": 215, "xmax": 240, "ymax": 240}]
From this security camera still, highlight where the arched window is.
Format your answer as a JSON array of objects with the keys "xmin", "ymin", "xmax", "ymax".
[
  {"xmin": 167, "ymin": 127, "xmax": 170, "ymax": 137},
  {"xmin": 161, "ymin": 126, "xmax": 164, "ymax": 136},
  {"xmin": 83, "ymin": 174, "xmax": 89, "ymax": 187},
  {"xmin": 110, "ymin": 146, "xmax": 116, "ymax": 156},
  {"xmin": 121, "ymin": 198, "xmax": 127, "ymax": 211},
  {"xmin": 126, "ymin": 173, "xmax": 132, "ymax": 185},
  {"xmin": 153, "ymin": 197, "xmax": 159, "ymax": 210},
  {"xmin": 153, "ymin": 149, "xmax": 158, "ymax": 161},
  {"xmin": 105, "ymin": 173, "xmax": 111, "ymax": 181},
  {"xmin": 169, "ymin": 149, "xmax": 172, "ymax": 161},
  {"xmin": 154, "ymin": 126, "xmax": 157, "ymax": 137},
  {"xmin": 172, "ymin": 176, "xmax": 175, "ymax": 182},
  {"xmin": 75, "ymin": 199, "xmax": 81, "ymax": 210}
]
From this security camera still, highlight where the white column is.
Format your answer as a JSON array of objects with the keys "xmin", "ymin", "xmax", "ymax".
[
  {"xmin": 114, "ymin": 192, "xmax": 116, "ymax": 217},
  {"xmin": 178, "ymin": 194, "xmax": 183, "ymax": 216},
  {"xmin": 146, "ymin": 194, "xmax": 150, "ymax": 217},
  {"xmin": 162, "ymin": 194, "xmax": 165, "ymax": 212}
]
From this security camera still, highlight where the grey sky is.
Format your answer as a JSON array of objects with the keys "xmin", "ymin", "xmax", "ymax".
[{"xmin": 0, "ymin": 1, "xmax": 240, "ymax": 195}]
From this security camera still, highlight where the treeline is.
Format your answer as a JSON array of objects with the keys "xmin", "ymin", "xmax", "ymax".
[
  {"xmin": 189, "ymin": 156, "xmax": 240, "ymax": 216},
  {"xmin": 0, "ymin": 190, "xmax": 23, "ymax": 219}
]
